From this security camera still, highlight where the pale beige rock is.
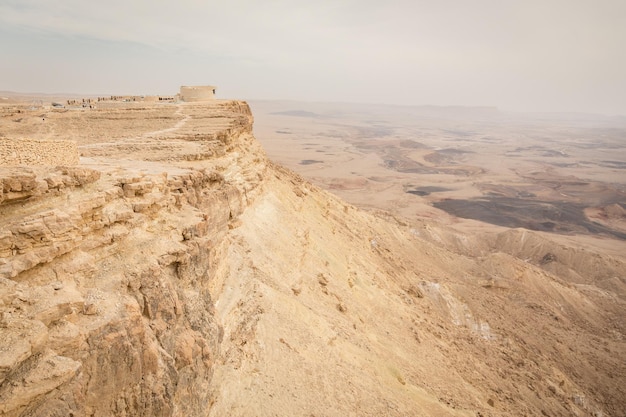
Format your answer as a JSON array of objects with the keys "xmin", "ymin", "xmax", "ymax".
[
  {"xmin": 0, "ymin": 349, "xmax": 81, "ymax": 415},
  {"xmin": 0, "ymin": 138, "xmax": 79, "ymax": 166},
  {"xmin": 0, "ymin": 97, "xmax": 622, "ymax": 417},
  {"xmin": 0, "ymin": 319, "xmax": 49, "ymax": 383}
]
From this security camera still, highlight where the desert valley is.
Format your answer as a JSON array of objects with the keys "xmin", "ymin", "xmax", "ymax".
[{"xmin": 0, "ymin": 92, "xmax": 624, "ymax": 416}]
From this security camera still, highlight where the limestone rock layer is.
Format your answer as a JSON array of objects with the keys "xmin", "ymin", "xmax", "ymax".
[{"xmin": 0, "ymin": 100, "xmax": 624, "ymax": 417}]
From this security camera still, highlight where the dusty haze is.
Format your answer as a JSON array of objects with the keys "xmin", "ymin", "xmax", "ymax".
[{"xmin": 1, "ymin": 0, "xmax": 626, "ymax": 115}]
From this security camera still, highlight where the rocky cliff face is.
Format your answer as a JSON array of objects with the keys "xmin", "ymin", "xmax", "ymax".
[
  {"xmin": 0, "ymin": 100, "xmax": 624, "ymax": 417},
  {"xmin": 0, "ymin": 101, "xmax": 265, "ymax": 416}
]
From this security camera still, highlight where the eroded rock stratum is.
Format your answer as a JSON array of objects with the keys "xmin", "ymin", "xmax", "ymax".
[
  {"xmin": 0, "ymin": 100, "xmax": 262, "ymax": 416},
  {"xmin": 0, "ymin": 99, "xmax": 624, "ymax": 417}
]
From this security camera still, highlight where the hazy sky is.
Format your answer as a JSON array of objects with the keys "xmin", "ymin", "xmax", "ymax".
[{"xmin": 1, "ymin": 0, "xmax": 625, "ymax": 114}]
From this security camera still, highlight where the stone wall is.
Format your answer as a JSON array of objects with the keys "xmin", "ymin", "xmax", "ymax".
[
  {"xmin": 0, "ymin": 138, "xmax": 79, "ymax": 166},
  {"xmin": 180, "ymin": 85, "xmax": 216, "ymax": 102}
]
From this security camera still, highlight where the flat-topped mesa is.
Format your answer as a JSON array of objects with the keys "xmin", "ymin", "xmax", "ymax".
[{"xmin": 0, "ymin": 138, "xmax": 79, "ymax": 166}]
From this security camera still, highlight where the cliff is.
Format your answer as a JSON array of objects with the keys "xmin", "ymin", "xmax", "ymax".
[
  {"xmin": 0, "ymin": 100, "xmax": 624, "ymax": 416},
  {"xmin": 0, "ymin": 101, "xmax": 263, "ymax": 416}
]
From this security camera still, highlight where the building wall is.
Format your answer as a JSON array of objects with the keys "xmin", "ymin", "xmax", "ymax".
[
  {"xmin": 179, "ymin": 86, "xmax": 216, "ymax": 102},
  {"xmin": 0, "ymin": 139, "xmax": 79, "ymax": 166}
]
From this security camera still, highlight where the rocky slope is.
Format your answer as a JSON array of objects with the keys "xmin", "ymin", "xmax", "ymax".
[{"xmin": 0, "ymin": 100, "xmax": 624, "ymax": 416}]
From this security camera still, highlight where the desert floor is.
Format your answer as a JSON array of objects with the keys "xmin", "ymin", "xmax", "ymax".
[{"xmin": 250, "ymin": 100, "xmax": 626, "ymax": 256}]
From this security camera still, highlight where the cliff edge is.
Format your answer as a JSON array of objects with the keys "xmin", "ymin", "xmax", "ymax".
[
  {"xmin": 0, "ymin": 100, "xmax": 264, "ymax": 416},
  {"xmin": 0, "ymin": 100, "xmax": 624, "ymax": 416}
]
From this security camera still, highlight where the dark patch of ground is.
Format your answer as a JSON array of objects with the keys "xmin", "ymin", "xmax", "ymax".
[
  {"xmin": 300, "ymin": 160, "xmax": 324, "ymax": 165},
  {"xmin": 599, "ymin": 160, "xmax": 626, "ymax": 169},
  {"xmin": 434, "ymin": 196, "xmax": 626, "ymax": 240},
  {"xmin": 399, "ymin": 140, "xmax": 428, "ymax": 149},
  {"xmin": 384, "ymin": 159, "xmax": 438, "ymax": 174},
  {"xmin": 423, "ymin": 148, "xmax": 473, "ymax": 165},
  {"xmin": 406, "ymin": 186, "xmax": 450, "ymax": 196}
]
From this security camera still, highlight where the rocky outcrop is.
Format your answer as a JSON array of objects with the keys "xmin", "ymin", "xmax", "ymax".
[
  {"xmin": 0, "ymin": 101, "xmax": 265, "ymax": 416},
  {"xmin": 0, "ymin": 166, "xmax": 100, "ymax": 205}
]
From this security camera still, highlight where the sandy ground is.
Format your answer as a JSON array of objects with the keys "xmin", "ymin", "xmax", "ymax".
[{"xmin": 250, "ymin": 100, "xmax": 626, "ymax": 256}]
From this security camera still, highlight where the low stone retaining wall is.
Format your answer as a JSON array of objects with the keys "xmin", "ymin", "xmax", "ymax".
[{"xmin": 0, "ymin": 138, "xmax": 79, "ymax": 166}]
